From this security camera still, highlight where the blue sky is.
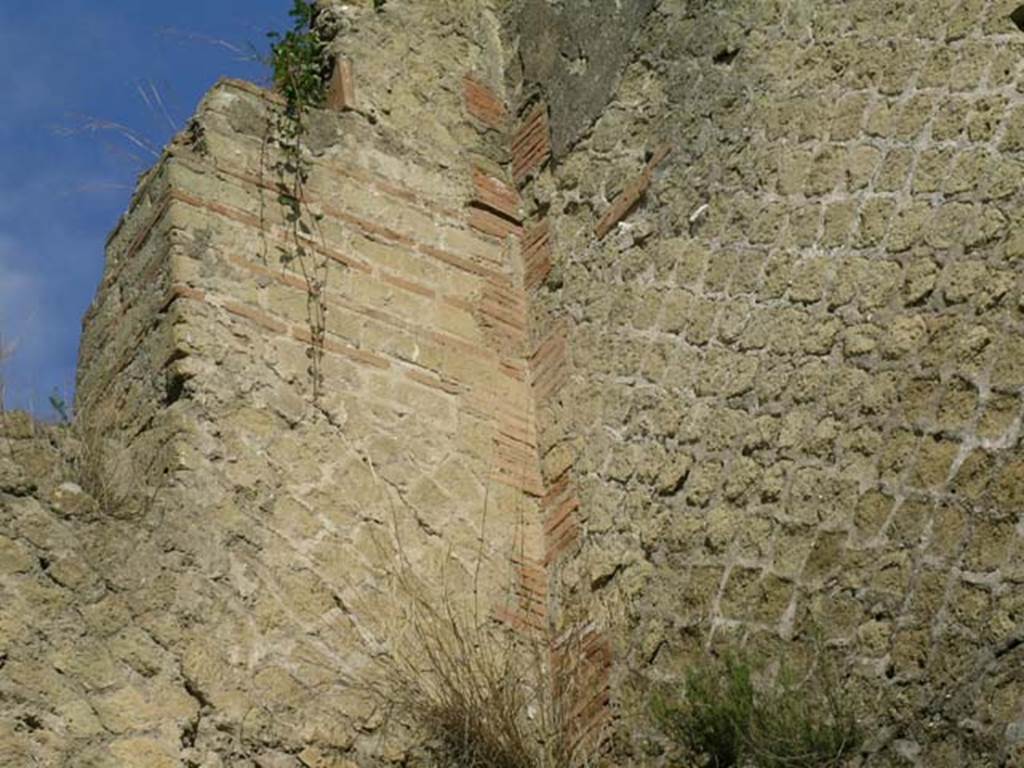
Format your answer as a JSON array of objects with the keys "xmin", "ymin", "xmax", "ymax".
[{"xmin": 0, "ymin": 0, "xmax": 290, "ymax": 416}]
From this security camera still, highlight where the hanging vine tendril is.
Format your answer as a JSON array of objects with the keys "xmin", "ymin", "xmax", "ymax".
[{"xmin": 267, "ymin": 0, "xmax": 331, "ymax": 403}]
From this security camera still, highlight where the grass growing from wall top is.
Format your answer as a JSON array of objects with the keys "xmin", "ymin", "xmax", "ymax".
[{"xmin": 652, "ymin": 650, "xmax": 861, "ymax": 768}]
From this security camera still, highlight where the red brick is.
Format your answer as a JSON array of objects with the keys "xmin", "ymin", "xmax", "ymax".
[
  {"xmin": 530, "ymin": 327, "xmax": 570, "ymax": 402},
  {"xmin": 513, "ymin": 138, "xmax": 550, "ymax": 184},
  {"xmin": 530, "ymin": 324, "xmax": 568, "ymax": 368},
  {"xmin": 511, "ymin": 105, "xmax": 547, "ymax": 149},
  {"xmin": 291, "ymin": 325, "xmax": 391, "ymax": 370},
  {"xmin": 472, "ymin": 167, "xmax": 522, "ymax": 221},
  {"xmin": 326, "ymin": 56, "xmax": 355, "ymax": 111},
  {"xmin": 594, "ymin": 144, "xmax": 673, "ymax": 240},
  {"xmin": 511, "ymin": 104, "xmax": 551, "ymax": 184},
  {"xmin": 380, "ymin": 271, "xmax": 436, "ymax": 298},
  {"xmin": 493, "ymin": 605, "xmax": 545, "ymax": 634},
  {"xmin": 404, "ymin": 368, "xmax": 462, "ymax": 395},
  {"xmin": 495, "ymin": 414, "xmax": 537, "ymax": 447},
  {"xmin": 544, "ymin": 522, "xmax": 581, "ymax": 565},
  {"xmin": 221, "ymin": 300, "xmax": 289, "ymax": 335},
  {"xmin": 428, "ymin": 329, "xmax": 498, "ymax": 363},
  {"xmin": 544, "ymin": 496, "xmax": 581, "ymax": 537},
  {"xmin": 469, "ymin": 205, "xmax": 524, "ymax": 240},
  {"xmin": 171, "ymin": 190, "xmax": 374, "ymax": 274},
  {"xmin": 500, "ymin": 359, "xmax": 528, "ymax": 379},
  {"xmin": 463, "ymin": 75, "xmax": 507, "ymax": 130},
  {"xmin": 480, "ymin": 298, "xmax": 527, "ymax": 334},
  {"xmin": 181, "ymin": 159, "xmax": 515, "ymax": 283},
  {"xmin": 522, "ymin": 220, "xmax": 553, "ymax": 290},
  {"xmin": 491, "ymin": 457, "xmax": 544, "ymax": 497},
  {"xmin": 513, "ymin": 560, "xmax": 548, "ymax": 589},
  {"xmin": 436, "ymin": 297, "xmax": 471, "ymax": 315},
  {"xmin": 220, "ymin": 77, "xmax": 285, "ymax": 106},
  {"xmin": 418, "ymin": 243, "xmax": 504, "ymax": 282},
  {"xmin": 542, "ymin": 469, "xmax": 572, "ymax": 505},
  {"xmin": 207, "ymin": 149, "xmax": 465, "ymax": 227}
]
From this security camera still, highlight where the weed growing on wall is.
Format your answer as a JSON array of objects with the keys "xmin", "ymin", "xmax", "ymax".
[
  {"xmin": 354, "ymin": 486, "xmax": 599, "ymax": 768},
  {"xmin": 652, "ymin": 650, "xmax": 861, "ymax": 767},
  {"xmin": 367, "ymin": 571, "xmax": 611, "ymax": 768},
  {"xmin": 267, "ymin": 0, "xmax": 331, "ymax": 403},
  {"xmin": 48, "ymin": 388, "xmax": 71, "ymax": 423},
  {"xmin": 371, "ymin": 578, "xmax": 566, "ymax": 768}
]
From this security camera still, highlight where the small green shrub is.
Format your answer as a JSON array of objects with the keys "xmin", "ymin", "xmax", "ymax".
[
  {"xmin": 48, "ymin": 388, "xmax": 70, "ymax": 423},
  {"xmin": 267, "ymin": 0, "xmax": 329, "ymax": 118},
  {"xmin": 653, "ymin": 650, "xmax": 860, "ymax": 768}
]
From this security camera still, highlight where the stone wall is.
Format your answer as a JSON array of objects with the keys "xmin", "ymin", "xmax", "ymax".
[
  {"xmin": 514, "ymin": 0, "xmax": 1024, "ymax": 764},
  {"xmin": 504, "ymin": 0, "xmax": 656, "ymax": 157},
  {"xmin": 0, "ymin": 415, "xmax": 108, "ymax": 766},
  {"xmin": 5, "ymin": 2, "xmax": 567, "ymax": 765},
  {"xmin": 4, "ymin": 1, "xmax": 1024, "ymax": 766}
]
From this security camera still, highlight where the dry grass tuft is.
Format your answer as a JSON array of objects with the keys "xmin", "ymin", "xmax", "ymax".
[
  {"xmin": 363, "ymin": 544, "xmax": 597, "ymax": 768},
  {"xmin": 69, "ymin": 426, "xmax": 135, "ymax": 516},
  {"xmin": 378, "ymin": 592, "xmax": 549, "ymax": 766}
]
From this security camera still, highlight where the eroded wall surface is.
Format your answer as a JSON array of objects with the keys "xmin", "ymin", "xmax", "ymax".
[
  {"xmin": 518, "ymin": 0, "xmax": 1024, "ymax": 764},
  {"xmin": 5, "ymin": 1, "xmax": 1024, "ymax": 766},
  {"xmin": 6, "ymin": 2, "xmax": 556, "ymax": 765},
  {"xmin": 505, "ymin": 0, "xmax": 656, "ymax": 157}
]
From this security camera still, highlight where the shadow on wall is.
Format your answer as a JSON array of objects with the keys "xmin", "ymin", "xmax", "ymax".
[{"xmin": 510, "ymin": 0, "xmax": 656, "ymax": 157}]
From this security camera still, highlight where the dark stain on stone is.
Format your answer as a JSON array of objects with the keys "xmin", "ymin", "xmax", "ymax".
[
  {"xmin": 713, "ymin": 47, "xmax": 739, "ymax": 66},
  {"xmin": 1012, "ymin": 5, "xmax": 1024, "ymax": 31}
]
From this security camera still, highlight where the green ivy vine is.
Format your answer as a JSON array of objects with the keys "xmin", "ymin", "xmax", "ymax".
[{"xmin": 267, "ymin": 0, "xmax": 330, "ymax": 403}]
